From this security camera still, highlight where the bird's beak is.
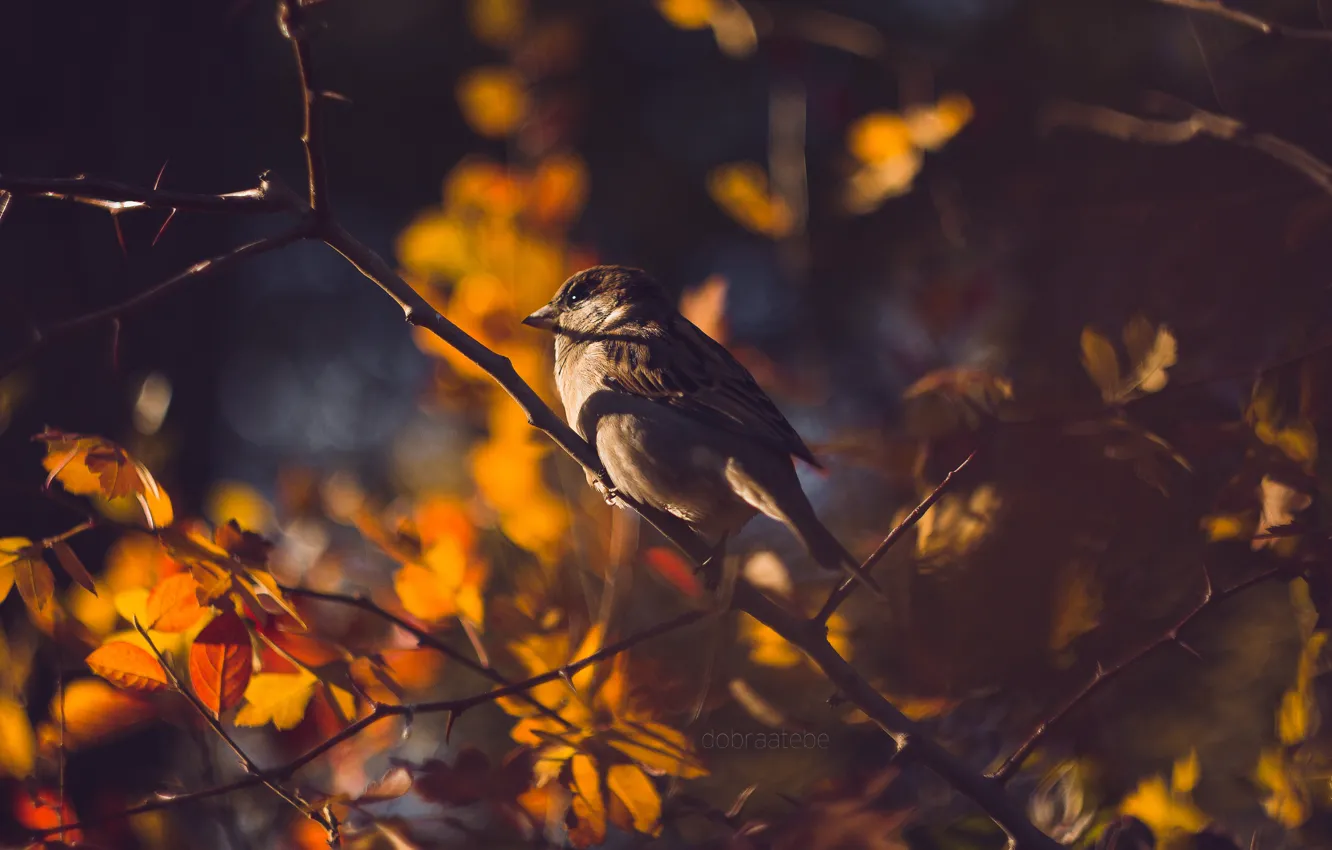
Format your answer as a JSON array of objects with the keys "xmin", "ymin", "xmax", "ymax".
[{"xmin": 522, "ymin": 303, "xmax": 558, "ymax": 331}]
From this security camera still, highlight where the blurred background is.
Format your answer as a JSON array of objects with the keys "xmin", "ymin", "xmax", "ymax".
[{"xmin": 2, "ymin": 0, "xmax": 1332, "ymax": 847}]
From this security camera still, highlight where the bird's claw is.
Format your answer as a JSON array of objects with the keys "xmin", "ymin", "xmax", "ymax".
[{"xmin": 592, "ymin": 479, "xmax": 621, "ymax": 506}]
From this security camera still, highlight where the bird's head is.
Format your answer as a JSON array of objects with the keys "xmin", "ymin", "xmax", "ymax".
[{"xmin": 523, "ymin": 265, "xmax": 672, "ymax": 336}]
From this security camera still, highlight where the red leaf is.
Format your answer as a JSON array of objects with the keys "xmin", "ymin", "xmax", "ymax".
[
  {"xmin": 189, "ymin": 612, "xmax": 253, "ymax": 715},
  {"xmin": 643, "ymin": 547, "xmax": 703, "ymax": 598}
]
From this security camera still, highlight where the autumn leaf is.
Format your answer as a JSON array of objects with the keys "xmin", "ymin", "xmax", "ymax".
[
  {"xmin": 12, "ymin": 546, "xmax": 55, "ymax": 623},
  {"xmin": 1119, "ymin": 764, "xmax": 1209, "ymax": 846},
  {"xmin": 86, "ymin": 640, "xmax": 171, "ymax": 692},
  {"xmin": 1049, "ymin": 560, "xmax": 1102, "ymax": 657},
  {"xmin": 706, "ymin": 162, "xmax": 794, "ymax": 238},
  {"xmin": 468, "ymin": 0, "xmax": 527, "ymax": 47},
  {"xmin": 0, "ymin": 537, "xmax": 32, "ymax": 606},
  {"xmin": 189, "ymin": 611, "xmax": 253, "ymax": 716},
  {"xmin": 1276, "ymin": 630, "xmax": 1326, "ymax": 744},
  {"xmin": 1255, "ymin": 748, "xmax": 1310, "ymax": 828},
  {"xmin": 43, "ymin": 678, "xmax": 155, "ymax": 751},
  {"xmin": 1080, "ymin": 328, "xmax": 1121, "ymax": 400},
  {"xmin": 349, "ymin": 656, "xmax": 405, "ymax": 706},
  {"xmin": 0, "ymin": 696, "xmax": 35, "ymax": 778},
  {"xmin": 51, "ymin": 541, "xmax": 97, "ymax": 595},
  {"xmin": 144, "ymin": 573, "xmax": 205, "ymax": 632},
  {"xmin": 457, "ymin": 66, "xmax": 529, "ymax": 138},
  {"xmin": 35, "ymin": 429, "xmax": 174, "ymax": 529},
  {"xmin": 235, "ymin": 668, "xmax": 319, "ymax": 730},
  {"xmin": 655, "ymin": 0, "xmax": 715, "ymax": 29},
  {"xmin": 607, "ymin": 764, "xmax": 661, "ymax": 835},
  {"xmin": 571, "ymin": 753, "xmax": 607, "ymax": 847}
]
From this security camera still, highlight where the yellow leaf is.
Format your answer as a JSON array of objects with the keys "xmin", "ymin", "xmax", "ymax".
[
  {"xmin": 1200, "ymin": 513, "xmax": 1247, "ymax": 542},
  {"xmin": 848, "ymin": 113, "xmax": 913, "ymax": 165},
  {"xmin": 1277, "ymin": 630, "xmax": 1326, "ymax": 744},
  {"xmin": 844, "ymin": 153, "xmax": 922, "ymax": 213},
  {"xmin": 205, "ymin": 481, "xmax": 274, "ymax": 535},
  {"xmin": 1126, "ymin": 323, "xmax": 1177, "ymax": 396},
  {"xmin": 655, "ymin": 0, "xmax": 715, "ymax": 29},
  {"xmin": 1120, "ymin": 774, "xmax": 1209, "ymax": 840},
  {"xmin": 0, "ymin": 537, "xmax": 32, "ymax": 605},
  {"xmin": 1080, "ymin": 328, "xmax": 1121, "ymax": 401},
  {"xmin": 36, "ymin": 430, "xmax": 173, "ymax": 529},
  {"xmin": 0, "ymin": 697, "xmax": 35, "ymax": 778},
  {"xmin": 1050, "ymin": 561, "xmax": 1102, "ymax": 655},
  {"xmin": 607, "ymin": 764, "xmax": 661, "ymax": 836},
  {"xmin": 609, "ymin": 719, "xmax": 707, "ymax": 779},
  {"xmin": 706, "ymin": 162, "xmax": 793, "ymax": 238},
  {"xmin": 903, "ymin": 93, "xmax": 974, "ymax": 151},
  {"xmin": 457, "ymin": 66, "xmax": 528, "ymax": 138},
  {"xmin": 235, "ymin": 669, "xmax": 319, "ymax": 730},
  {"xmin": 1255, "ymin": 747, "xmax": 1310, "ymax": 828},
  {"xmin": 13, "ymin": 549, "xmax": 55, "ymax": 622},
  {"xmin": 1171, "ymin": 750, "xmax": 1199, "ymax": 794},
  {"xmin": 741, "ymin": 614, "xmax": 802, "ymax": 668},
  {"xmin": 570, "ymin": 752, "xmax": 607, "ymax": 847},
  {"xmin": 468, "ymin": 0, "xmax": 527, "ymax": 46}
]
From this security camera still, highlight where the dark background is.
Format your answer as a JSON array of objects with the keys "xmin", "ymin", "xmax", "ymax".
[{"xmin": 2, "ymin": 0, "xmax": 1332, "ymax": 846}]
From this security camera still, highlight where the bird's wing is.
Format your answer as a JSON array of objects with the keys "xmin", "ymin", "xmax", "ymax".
[{"xmin": 601, "ymin": 317, "xmax": 822, "ymax": 468}]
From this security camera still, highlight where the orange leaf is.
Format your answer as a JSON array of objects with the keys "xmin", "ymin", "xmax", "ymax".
[
  {"xmin": 46, "ymin": 679, "xmax": 155, "ymax": 751},
  {"xmin": 86, "ymin": 641, "xmax": 171, "ymax": 692},
  {"xmin": 144, "ymin": 573, "xmax": 205, "ymax": 632},
  {"xmin": 51, "ymin": 541, "xmax": 97, "ymax": 595},
  {"xmin": 13, "ymin": 788, "xmax": 81, "ymax": 845},
  {"xmin": 350, "ymin": 656, "xmax": 405, "ymax": 705},
  {"xmin": 36, "ymin": 429, "xmax": 173, "ymax": 528},
  {"xmin": 189, "ymin": 611, "xmax": 253, "ymax": 716}
]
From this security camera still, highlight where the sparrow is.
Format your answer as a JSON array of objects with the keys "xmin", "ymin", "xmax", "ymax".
[{"xmin": 523, "ymin": 265, "xmax": 880, "ymax": 595}]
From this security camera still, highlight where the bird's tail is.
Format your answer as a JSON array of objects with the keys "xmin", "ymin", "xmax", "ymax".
[{"xmin": 798, "ymin": 515, "xmax": 886, "ymax": 601}]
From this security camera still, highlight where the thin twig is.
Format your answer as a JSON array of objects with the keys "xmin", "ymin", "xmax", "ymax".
[
  {"xmin": 0, "ymin": 174, "xmax": 298, "ymax": 213},
  {"xmin": 1150, "ymin": 0, "xmax": 1332, "ymax": 41},
  {"xmin": 130, "ymin": 620, "xmax": 320, "ymax": 825},
  {"xmin": 989, "ymin": 565, "xmax": 1285, "ymax": 784},
  {"xmin": 281, "ymin": 585, "xmax": 579, "ymax": 730},
  {"xmin": 26, "ymin": 608, "xmax": 705, "ymax": 841},
  {"xmin": 814, "ymin": 451, "xmax": 976, "ymax": 624},
  {"xmin": 0, "ymin": 226, "xmax": 309, "ymax": 379},
  {"xmin": 1041, "ymin": 100, "xmax": 1332, "ymax": 198},
  {"xmin": 280, "ymin": 0, "xmax": 333, "ymax": 219}
]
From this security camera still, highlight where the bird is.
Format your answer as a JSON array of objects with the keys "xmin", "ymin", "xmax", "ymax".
[{"xmin": 522, "ymin": 265, "xmax": 881, "ymax": 596}]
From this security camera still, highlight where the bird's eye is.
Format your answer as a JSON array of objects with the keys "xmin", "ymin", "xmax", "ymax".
[{"xmin": 566, "ymin": 284, "xmax": 589, "ymax": 306}]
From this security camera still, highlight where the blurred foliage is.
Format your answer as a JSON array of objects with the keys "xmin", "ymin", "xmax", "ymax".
[{"xmin": 3, "ymin": 0, "xmax": 1332, "ymax": 848}]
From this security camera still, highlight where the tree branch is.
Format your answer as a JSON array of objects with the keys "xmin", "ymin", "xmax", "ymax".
[
  {"xmin": 26, "ymin": 608, "xmax": 705, "ymax": 841},
  {"xmin": 131, "ymin": 621, "xmax": 320, "ymax": 826},
  {"xmin": 282, "ymin": 584, "xmax": 581, "ymax": 731},
  {"xmin": 1041, "ymin": 100, "xmax": 1332, "ymax": 198},
  {"xmin": 1149, "ymin": 0, "xmax": 1332, "ymax": 41},
  {"xmin": 279, "ymin": 0, "xmax": 334, "ymax": 220},
  {"xmin": 0, "ymin": 173, "xmax": 299, "ymax": 213},
  {"xmin": 814, "ymin": 451, "xmax": 976, "ymax": 624},
  {"xmin": 0, "ymin": 226, "xmax": 309, "ymax": 379},
  {"xmin": 989, "ymin": 564, "xmax": 1286, "ymax": 784}
]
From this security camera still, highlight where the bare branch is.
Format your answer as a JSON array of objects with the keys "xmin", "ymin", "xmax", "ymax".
[
  {"xmin": 1041, "ymin": 100, "xmax": 1332, "ymax": 198},
  {"xmin": 1149, "ymin": 0, "xmax": 1332, "ymax": 41},
  {"xmin": 815, "ymin": 451, "xmax": 976, "ymax": 624},
  {"xmin": 0, "ymin": 174, "xmax": 297, "ymax": 213},
  {"xmin": 279, "ymin": 0, "xmax": 334, "ymax": 219},
  {"xmin": 0, "ymin": 226, "xmax": 308, "ymax": 379},
  {"xmin": 989, "ymin": 565, "xmax": 1285, "ymax": 784}
]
